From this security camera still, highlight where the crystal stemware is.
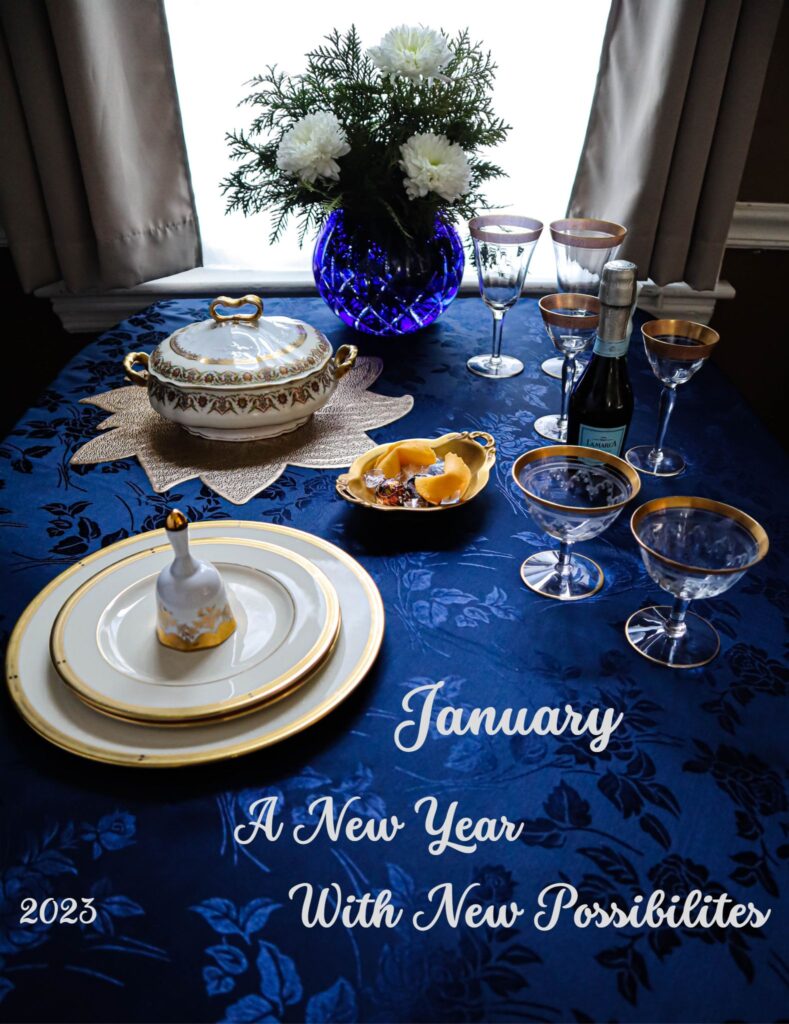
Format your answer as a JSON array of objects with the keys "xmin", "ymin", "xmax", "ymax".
[
  {"xmin": 534, "ymin": 294, "xmax": 599, "ymax": 442},
  {"xmin": 625, "ymin": 320, "xmax": 719, "ymax": 477},
  {"xmin": 468, "ymin": 215, "xmax": 543, "ymax": 379},
  {"xmin": 627, "ymin": 497, "xmax": 768, "ymax": 668},
  {"xmin": 542, "ymin": 218, "xmax": 627, "ymax": 379},
  {"xmin": 512, "ymin": 445, "xmax": 641, "ymax": 600}
]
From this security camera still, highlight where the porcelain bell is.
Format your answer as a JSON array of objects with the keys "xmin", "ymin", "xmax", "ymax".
[{"xmin": 155, "ymin": 510, "xmax": 237, "ymax": 651}]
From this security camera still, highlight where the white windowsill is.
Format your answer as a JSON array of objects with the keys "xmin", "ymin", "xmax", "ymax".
[
  {"xmin": 36, "ymin": 269, "xmax": 735, "ymax": 333},
  {"xmin": 24, "ymin": 199, "xmax": 789, "ymax": 331}
]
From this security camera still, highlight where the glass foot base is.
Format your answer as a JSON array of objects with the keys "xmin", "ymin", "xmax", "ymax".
[
  {"xmin": 625, "ymin": 606, "xmax": 720, "ymax": 668},
  {"xmin": 467, "ymin": 353, "xmax": 524, "ymax": 378},
  {"xmin": 520, "ymin": 550, "xmax": 603, "ymax": 601},
  {"xmin": 541, "ymin": 356, "xmax": 563, "ymax": 379},
  {"xmin": 625, "ymin": 445, "xmax": 685, "ymax": 477},
  {"xmin": 534, "ymin": 414, "xmax": 566, "ymax": 442}
]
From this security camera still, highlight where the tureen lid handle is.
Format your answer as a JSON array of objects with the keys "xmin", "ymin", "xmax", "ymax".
[{"xmin": 209, "ymin": 294, "xmax": 264, "ymax": 324}]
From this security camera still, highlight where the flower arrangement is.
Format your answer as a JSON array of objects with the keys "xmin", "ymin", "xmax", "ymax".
[{"xmin": 222, "ymin": 25, "xmax": 509, "ymax": 245}]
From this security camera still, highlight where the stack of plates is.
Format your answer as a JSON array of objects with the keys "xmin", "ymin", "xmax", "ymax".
[{"xmin": 6, "ymin": 521, "xmax": 384, "ymax": 767}]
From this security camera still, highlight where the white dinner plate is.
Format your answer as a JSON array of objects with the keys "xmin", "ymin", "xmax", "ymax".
[
  {"xmin": 50, "ymin": 538, "xmax": 340, "ymax": 723},
  {"xmin": 6, "ymin": 522, "xmax": 384, "ymax": 767}
]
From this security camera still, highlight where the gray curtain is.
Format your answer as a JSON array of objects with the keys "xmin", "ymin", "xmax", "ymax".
[
  {"xmin": 0, "ymin": 0, "xmax": 201, "ymax": 293},
  {"xmin": 568, "ymin": 0, "xmax": 782, "ymax": 290}
]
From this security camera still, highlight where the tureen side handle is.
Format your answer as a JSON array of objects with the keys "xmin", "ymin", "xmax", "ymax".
[
  {"xmin": 123, "ymin": 351, "xmax": 150, "ymax": 385},
  {"xmin": 332, "ymin": 344, "xmax": 358, "ymax": 381}
]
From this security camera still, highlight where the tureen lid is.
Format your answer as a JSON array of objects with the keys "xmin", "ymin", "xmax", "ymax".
[{"xmin": 149, "ymin": 295, "xmax": 332, "ymax": 389}]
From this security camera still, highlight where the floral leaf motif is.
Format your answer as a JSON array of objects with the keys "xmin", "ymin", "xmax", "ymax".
[
  {"xmin": 729, "ymin": 941, "xmax": 755, "ymax": 983},
  {"xmin": 544, "ymin": 782, "xmax": 592, "ymax": 829},
  {"xmin": 240, "ymin": 898, "xmax": 281, "ymax": 939},
  {"xmin": 386, "ymin": 864, "xmax": 416, "ymax": 908},
  {"xmin": 256, "ymin": 940, "xmax": 302, "ymax": 1013},
  {"xmin": 647, "ymin": 928, "xmax": 681, "ymax": 961},
  {"xmin": 208, "ymin": 944, "xmax": 248, "ymax": 975},
  {"xmin": 579, "ymin": 846, "xmax": 639, "ymax": 888},
  {"xmin": 595, "ymin": 945, "xmax": 650, "ymax": 1006},
  {"xmin": 71, "ymin": 357, "xmax": 413, "ymax": 505},
  {"xmin": 30, "ymin": 849, "xmax": 77, "ymax": 877},
  {"xmin": 103, "ymin": 895, "xmax": 144, "ymax": 918},
  {"xmin": 305, "ymin": 977, "xmax": 357, "ymax": 1023},
  {"xmin": 519, "ymin": 818, "xmax": 564, "ymax": 848},
  {"xmin": 204, "ymin": 965, "xmax": 236, "ymax": 997},
  {"xmin": 639, "ymin": 813, "xmax": 671, "ymax": 850},
  {"xmin": 191, "ymin": 899, "xmax": 242, "ymax": 936},
  {"xmin": 599, "ymin": 771, "xmax": 643, "ymax": 819},
  {"xmin": 402, "ymin": 568, "xmax": 433, "ymax": 592},
  {"xmin": 222, "ymin": 993, "xmax": 277, "ymax": 1022},
  {"xmin": 446, "ymin": 738, "xmax": 496, "ymax": 774}
]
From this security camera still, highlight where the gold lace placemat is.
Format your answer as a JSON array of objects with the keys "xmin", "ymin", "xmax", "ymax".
[{"xmin": 71, "ymin": 357, "xmax": 413, "ymax": 505}]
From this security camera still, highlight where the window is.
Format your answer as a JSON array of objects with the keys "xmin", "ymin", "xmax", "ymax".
[{"xmin": 165, "ymin": 0, "xmax": 610, "ymax": 282}]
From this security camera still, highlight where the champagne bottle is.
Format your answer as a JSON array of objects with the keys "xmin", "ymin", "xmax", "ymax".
[{"xmin": 567, "ymin": 260, "xmax": 637, "ymax": 455}]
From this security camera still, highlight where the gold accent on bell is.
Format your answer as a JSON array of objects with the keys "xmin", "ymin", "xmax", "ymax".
[
  {"xmin": 156, "ymin": 610, "xmax": 237, "ymax": 652},
  {"xmin": 165, "ymin": 509, "xmax": 188, "ymax": 531}
]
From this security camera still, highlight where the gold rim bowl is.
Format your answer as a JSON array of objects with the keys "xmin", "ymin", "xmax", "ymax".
[
  {"xmin": 641, "ymin": 319, "xmax": 720, "ymax": 361},
  {"xmin": 336, "ymin": 431, "xmax": 497, "ymax": 512},
  {"xmin": 630, "ymin": 496, "xmax": 769, "ymax": 577},
  {"xmin": 512, "ymin": 445, "xmax": 641, "ymax": 516}
]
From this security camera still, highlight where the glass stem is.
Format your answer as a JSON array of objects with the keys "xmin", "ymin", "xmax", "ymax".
[
  {"xmin": 650, "ymin": 384, "xmax": 677, "ymax": 462},
  {"xmin": 556, "ymin": 541, "xmax": 573, "ymax": 596},
  {"xmin": 559, "ymin": 353, "xmax": 576, "ymax": 430},
  {"xmin": 490, "ymin": 310, "xmax": 506, "ymax": 364},
  {"xmin": 666, "ymin": 596, "xmax": 690, "ymax": 639},
  {"xmin": 557, "ymin": 541, "xmax": 573, "ymax": 576}
]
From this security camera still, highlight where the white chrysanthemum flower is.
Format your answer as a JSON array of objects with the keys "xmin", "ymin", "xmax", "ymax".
[
  {"xmin": 369, "ymin": 25, "xmax": 452, "ymax": 82},
  {"xmin": 276, "ymin": 111, "xmax": 350, "ymax": 185},
  {"xmin": 399, "ymin": 133, "xmax": 472, "ymax": 202}
]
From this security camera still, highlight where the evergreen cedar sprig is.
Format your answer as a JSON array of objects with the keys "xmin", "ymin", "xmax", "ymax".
[{"xmin": 222, "ymin": 26, "xmax": 510, "ymax": 245}]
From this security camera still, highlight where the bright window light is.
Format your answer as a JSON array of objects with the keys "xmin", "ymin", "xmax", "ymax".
[{"xmin": 165, "ymin": 0, "xmax": 610, "ymax": 281}]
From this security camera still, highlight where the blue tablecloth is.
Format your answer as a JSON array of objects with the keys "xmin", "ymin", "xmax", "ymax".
[{"xmin": 0, "ymin": 297, "xmax": 786, "ymax": 1024}]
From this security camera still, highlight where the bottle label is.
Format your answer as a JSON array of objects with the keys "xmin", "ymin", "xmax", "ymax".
[
  {"xmin": 593, "ymin": 336, "xmax": 629, "ymax": 358},
  {"xmin": 578, "ymin": 424, "xmax": 627, "ymax": 455}
]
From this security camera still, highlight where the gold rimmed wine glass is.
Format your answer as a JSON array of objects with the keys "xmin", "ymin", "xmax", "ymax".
[
  {"xmin": 468, "ymin": 215, "xmax": 543, "ymax": 379},
  {"xmin": 512, "ymin": 445, "xmax": 641, "ymax": 600},
  {"xmin": 626, "ymin": 320, "xmax": 719, "ymax": 477},
  {"xmin": 627, "ymin": 497, "xmax": 768, "ymax": 668},
  {"xmin": 535, "ymin": 294, "xmax": 599, "ymax": 442},
  {"xmin": 541, "ymin": 217, "xmax": 627, "ymax": 379}
]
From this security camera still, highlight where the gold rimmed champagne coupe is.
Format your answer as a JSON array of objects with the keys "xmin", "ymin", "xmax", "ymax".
[
  {"xmin": 627, "ymin": 497, "xmax": 768, "ymax": 668},
  {"xmin": 535, "ymin": 294, "xmax": 600, "ymax": 442},
  {"xmin": 542, "ymin": 218, "xmax": 627, "ymax": 379},
  {"xmin": 626, "ymin": 320, "xmax": 719, "ymax": 477},
  {"xmin": 468, "ymin": 215, "xmax": 543, "ymax": 379},
  {"xmin": 512, "ymin": 445, "xmax": 641, "ymax": 600}
]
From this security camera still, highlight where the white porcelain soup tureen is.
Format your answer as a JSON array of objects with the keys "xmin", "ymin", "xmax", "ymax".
[{"xmin": 123, "ymin": 295, "xmax": 357, "ymax": 441}]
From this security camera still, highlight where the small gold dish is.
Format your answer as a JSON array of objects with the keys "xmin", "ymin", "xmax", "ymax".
[{"xmin": 336, "ymin": 431, "xmax": 496, "ymax": 512}]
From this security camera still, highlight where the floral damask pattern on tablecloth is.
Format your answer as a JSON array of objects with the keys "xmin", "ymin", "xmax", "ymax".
[{"xmin": 0, "ymin": 297, "xmax": 786, "ymax": 1023}]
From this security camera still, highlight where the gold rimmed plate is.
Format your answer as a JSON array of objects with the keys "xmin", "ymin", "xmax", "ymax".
[
  {"xmin": 336, "ymin": 431, "xmax": 497, "ymax": 512},
  {"xmin": 6, "ymin": 522, "xmax": 384, "ymax": 767},
  {"xmin": 50, "ymin": 538, "xmax": 341, "ymax": 725}
]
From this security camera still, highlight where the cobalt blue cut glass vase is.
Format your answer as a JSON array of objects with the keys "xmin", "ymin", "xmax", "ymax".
[{"xmin": 312, "ymin": 209, "xmax": 465, "ymax": 336}]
